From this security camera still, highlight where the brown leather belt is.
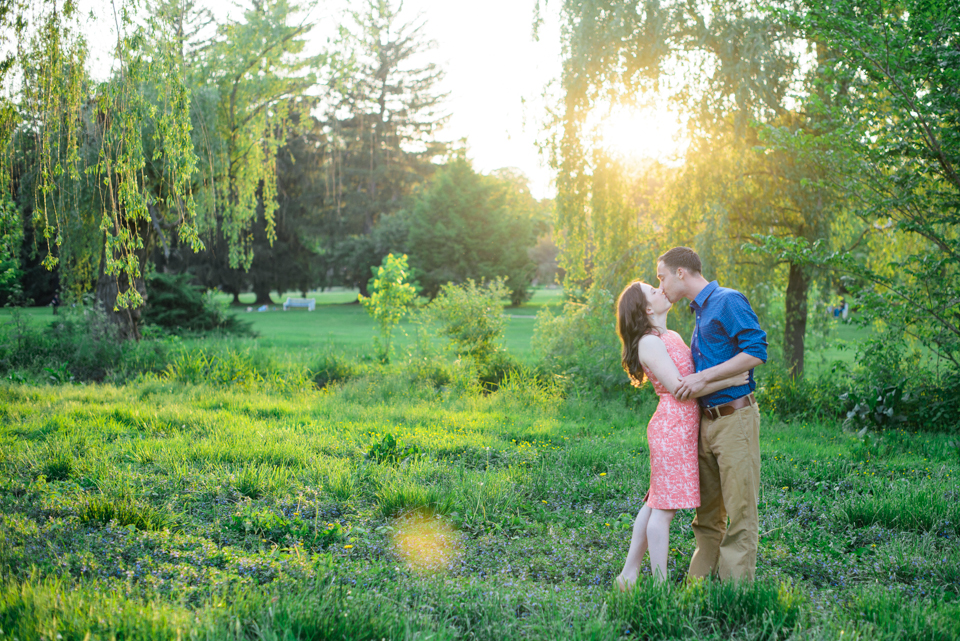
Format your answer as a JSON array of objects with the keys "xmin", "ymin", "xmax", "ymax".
[{"xmin": 703, "ymin": 393, "xmax": 755, "ymax": 420}]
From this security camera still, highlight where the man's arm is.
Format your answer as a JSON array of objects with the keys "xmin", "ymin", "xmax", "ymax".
[
  {"xmin": 674, "ymin": 352, "xmax": 764, "ymax": 401},
  {"xmin": 641, "ymin": 336, "xmax": 750, "ymax": 399}
]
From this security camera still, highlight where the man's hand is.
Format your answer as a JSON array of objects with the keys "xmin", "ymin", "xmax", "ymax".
[{"xmin": 675, "ymin": 372, "xmax": 708, "ymax": 401}]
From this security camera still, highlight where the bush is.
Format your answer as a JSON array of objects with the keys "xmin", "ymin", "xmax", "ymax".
[
  {"xmin": 0, "ymin": 305, "xmax": 172, "ymax": 383},
  {"xmin": 424, "ymin": 278, "xmax": 509, "ymax": 367},
  {"xmin": 755, "ymin": 362, "xmax": 847, "ymax": 421},
  {"xmin": 838, "ymin": 337, "xmax": 960, "ymax": 434},
  {"xmin": 754, "ymin": 333, "xmax": 960, "ymax": 433},
  {"xmin": 312, "ymin": 351, "xmax": 365, "ymax": 389},
  {"xmin": 143, "ymin": 272, "xmax": 254, "ymax": 336},
  {"xmin": 532, "ymin": 285, "xmax": 634, "ymax": 397},
  {"xmin": 477, "ymin": 349, "xmax": 522, "ymax": 392}
]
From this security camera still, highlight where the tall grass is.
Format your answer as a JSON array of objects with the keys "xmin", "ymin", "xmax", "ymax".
[{"xmin": 0, "ymin": 362, "xmax": 957, "ymax": 639}]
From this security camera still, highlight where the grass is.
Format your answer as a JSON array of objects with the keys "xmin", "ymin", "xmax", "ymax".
[
  {"xmin": 2, "ymin": 288, "xmax": 955, "ymax": 638},
  {"xmin": 0, "ymin": 367, "xmax": 958, "ymax": 639},
  {"xmin": 1, "ymin": 287, "xmax": 869, "ymax": 368}
]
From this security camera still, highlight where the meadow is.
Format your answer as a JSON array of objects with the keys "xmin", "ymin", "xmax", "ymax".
[{"xmin": 1, "ymin": 293, "xmax": 958, "ymax": 640}]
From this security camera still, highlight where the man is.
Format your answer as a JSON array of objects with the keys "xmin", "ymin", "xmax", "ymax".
[{"xmin": 656, "ymin": 247, "xmax": 767, "ymax": 582}]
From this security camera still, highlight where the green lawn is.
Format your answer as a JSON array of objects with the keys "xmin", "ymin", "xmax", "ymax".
[
  {"xmin": 0, "ymin": 375, "xmax": 957, "ymax": 639},
  {"xmin": 1, "ymin": 290, "xmax": 957, "ymax": 639},
  {"xmin": 1, "ymin": 287, "xmax": 568, "ymax": 359}
]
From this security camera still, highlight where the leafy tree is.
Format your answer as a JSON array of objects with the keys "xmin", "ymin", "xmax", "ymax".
[
  {"xmin": 162, "ymin": 112, "xmax": 327, "ymax": 304},
  {"xmin": 543, "ymin": 0, "xmax": 859, "ymax": 376},
  {"xmin": 194, "ymin": 0, "xmax": 321, "ymax": 272},
  {"xmin": 358, "ymin": 252, "xmax": 418, "ymax": 362},
  {"xmin": 7, "ymin": 0, "xmax": 205, "ymax": 339},
  {"xmin": 2, "ymin": 0, "xmax": 322, "ymax": 339},
  {"xmin": 765, "ymin": 0, "xmax": 960, "ymax": 369},
  {"xmin": 406, "ymin": 159, "xmax": 538, "ymax": 305}
]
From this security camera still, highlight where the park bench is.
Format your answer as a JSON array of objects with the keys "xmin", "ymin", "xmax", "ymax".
[{"xmin": 282, "ymin": 297, "xmax": 316, "ymax": 311}]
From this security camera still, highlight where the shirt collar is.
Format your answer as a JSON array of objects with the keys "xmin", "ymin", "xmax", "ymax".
[{"xmin": 689, "ymin": 280, "xmax": 719, "ymax": 311}]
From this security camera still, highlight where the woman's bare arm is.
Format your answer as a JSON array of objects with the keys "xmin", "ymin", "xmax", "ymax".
[{"xmin": 638, "ymin": 336, "xmax": 748, "ymax": 399}]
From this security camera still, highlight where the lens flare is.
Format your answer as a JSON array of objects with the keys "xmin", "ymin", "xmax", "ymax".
[{"xmin": 391, "ymin": 511, "xmax": 462, "ymax": 574}]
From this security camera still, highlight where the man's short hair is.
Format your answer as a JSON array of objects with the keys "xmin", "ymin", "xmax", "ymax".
[{"xmin": 658, "ymin": 247, "xmax": 702, "ymax": 274}]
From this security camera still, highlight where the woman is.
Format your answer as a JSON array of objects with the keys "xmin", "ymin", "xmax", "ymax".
[{"xmin": 614, "ymin": 281, "xmax": 747, "ymax": 587}]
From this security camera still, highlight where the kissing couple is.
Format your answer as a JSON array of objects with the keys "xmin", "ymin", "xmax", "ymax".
[{"xmin": 614, "ymin": 247, "xmax": 768, "ymax": 588}]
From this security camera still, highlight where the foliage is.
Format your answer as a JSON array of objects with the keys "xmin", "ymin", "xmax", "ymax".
[
  {"xmin": 365, "ymin": 433, "xmax": 422, "ymax": 465},
  {"xmin": 161, "ymin": 344, "xmax": 312, "ymax": 392},
  {"xmin": 756, "ymin": 334, "xmax": 960, "ymax": 433},
  {"xmin": 0, "ymin": 191, "xmax": 24, "ymax": 305},
  {"xmin": 8, "ymin": 0, "xmax": 205, "ymax": 338},
  {"xmin": 533, "ymin": 285, "xmax": 641, "ymax": 399},
  {"xmin": 0, "ymin": 305, "xmax": 148, "ymax": 382},
  {"xmin": 543, "ymin": 0, "xmax": 862, "ymax": 377},
  {"xmin": 755, "ymin": 363, "xmax": 848, "ymax": 422},
  {"xmin": 316, "ymin": 0, "xmax": 449, "ymax": 292},
  {"xmin": 407, "ymin": 160, "xmax": 538, "ymax": 304},
  {"xmin": 423, "ymin": 278, "xmax": 510, "ymax": 368},
  {"xmin": 228, "ymin": 503, "xmax": 347, "ymax": 549},
  {"xmin": 142, "ymin": 272, "xmax": 254, "ymax": 335},
  {"xmin": 358, "ymin": 253, "xmax": 419, "ymax": 362},
  {"xmin": 312, "ymin": 351, "xmax": 366, "ymax": 390},
  {"xmin": 761, "ymin": 0, "xmax": 960, "ymax": 373}
]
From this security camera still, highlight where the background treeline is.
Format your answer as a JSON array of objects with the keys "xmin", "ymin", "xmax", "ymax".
[
  {"xmin": 1, "ymin": 0, "xmax": 958, "ymax": 431},
  {"xmin": 0, "ymin": 0, "xmax": 557, "ymax": 329}
]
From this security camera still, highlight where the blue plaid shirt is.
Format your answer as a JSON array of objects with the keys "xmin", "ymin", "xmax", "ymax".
[{"xmin": 689, "ymin": 281, "xmax": 767, "ymax": 408}]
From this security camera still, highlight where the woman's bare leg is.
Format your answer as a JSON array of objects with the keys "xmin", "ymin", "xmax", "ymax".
[
  {"xmin": 617, "ymin": 504, "xmax": 652, "ymax": 590},
  {"xmin": 647, "ymin": 508, "xmax": 677, "ymax": 583}
]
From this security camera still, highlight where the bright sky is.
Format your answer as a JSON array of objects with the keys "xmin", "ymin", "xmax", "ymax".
[{"xmin": 79, "ymin": 0, "xmax": 685, "ymax": 200}]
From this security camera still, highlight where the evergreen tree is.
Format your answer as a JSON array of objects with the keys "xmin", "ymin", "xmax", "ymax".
[
  {"xmin": 407, "ymin": 159, "xmax": 538, "ymax": 305},
  {"xmin": 318, "ymin": 0, "xmax": 449, "ymax": 290}
]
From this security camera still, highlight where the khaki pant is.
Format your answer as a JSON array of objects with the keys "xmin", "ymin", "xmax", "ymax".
[{"xmin": 687, "ymin": 402, "xmax": 761, "ymax": 582}]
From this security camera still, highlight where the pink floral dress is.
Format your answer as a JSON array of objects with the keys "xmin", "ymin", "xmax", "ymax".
[{"xmin": 640, "ymin": 330, "xmax": 701, "ymax": 509}]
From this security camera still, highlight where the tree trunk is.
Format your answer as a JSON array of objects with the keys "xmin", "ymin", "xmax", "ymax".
[
  {"xmin": 783, "ymin": 262, "xmax": 810, "ymax": 378},
  {"xmin": 95, "ymin": 217, "xmax": 154, "ymax": 341},
  {"xmin": 253, "ymin": 282, "xmax": 274, "ymax": 306},
  {"xmin": 231, "ymin": 291, "xmax": 242, "ymax": 305}
]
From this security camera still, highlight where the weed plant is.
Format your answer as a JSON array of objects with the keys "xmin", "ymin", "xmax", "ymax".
[{"xmin": 1, "ymin": 365, "xmax": 958, "ymax": 638}]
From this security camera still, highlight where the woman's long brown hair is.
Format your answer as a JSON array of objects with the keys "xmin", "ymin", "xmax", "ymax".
[{"xmin": 616, "ymin": 281, "xmax": 660, "ymax": 387}]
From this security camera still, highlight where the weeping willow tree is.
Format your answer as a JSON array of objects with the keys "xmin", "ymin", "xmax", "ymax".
[
  {"xmin": 1, "ymin": 0, "xmax": 317, "ymax": 339},
  {"xmin": 541, "ymin": 0, "xmax": 862, "ymax": 376}
]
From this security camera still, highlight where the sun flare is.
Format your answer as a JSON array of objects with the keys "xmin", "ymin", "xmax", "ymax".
[{"xmin": 595, "ymin": 105, "xmax": 686, "ymax": 162}]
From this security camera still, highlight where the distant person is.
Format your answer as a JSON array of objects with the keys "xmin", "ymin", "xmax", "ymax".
[
  {"xmin": 657, "ymin": 247, "xmax": 767, "ymax": 582},
  {"xmin": 50, "ymin": 293, "xmax": 60, "ymax": 316},
  {"xmin": 614, "ymin": 281, "xmax": 748, "ymax": 588}
]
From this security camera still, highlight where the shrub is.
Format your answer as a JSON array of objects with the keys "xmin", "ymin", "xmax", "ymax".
[
  {"xmin": 358, "ymin": 253, "xmax": 419, "ymax": 362},
  {"xmin": 839, "ymin": 336, "xmax": 960, "ymax": 433},
  {"xmin": 755, "ymin": 362, "xmax": 847, "ymax": 421},
  {"xmin": 312, "ymin": 351, "xmax": 364, "ymax": 389},
  {"xmin": 143, "ymin": 272, "xmax": 254, "ymax": 336},
  {"xmin": 424, "ymin": 278, "xmax": 509, "ymax": 367},
  {"xmin": 532, "ymin": 285, "xmax": 632, "ymax": 397},
  {"xmin": 477, "ymin": 350, "xmax": 522, "ymax": 392}
]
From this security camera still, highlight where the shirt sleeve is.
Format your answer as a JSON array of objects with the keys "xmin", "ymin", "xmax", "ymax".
[{"xmin": 720, "ymin": 292, "xmax": 768, "ymax": 363}]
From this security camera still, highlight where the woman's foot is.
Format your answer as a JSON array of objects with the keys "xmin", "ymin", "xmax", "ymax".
[{"xmin": 615, "ymin": 573, "xmax": 635, "ymax": 592}]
